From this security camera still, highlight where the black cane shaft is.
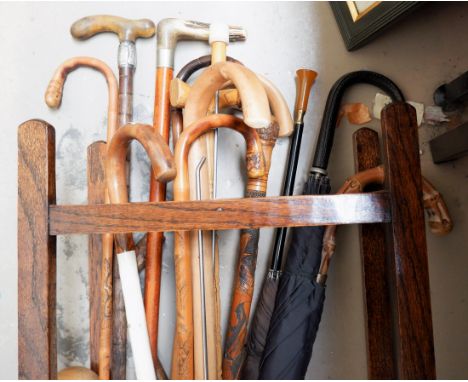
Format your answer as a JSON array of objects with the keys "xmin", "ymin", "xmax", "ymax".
[
  {"xmin": 270, "ymin": 121, "xmax": 304, "ymax": 271},
  {"xmin": 118, "ymin": 66, "xmax": 134, "ymax": 126}
]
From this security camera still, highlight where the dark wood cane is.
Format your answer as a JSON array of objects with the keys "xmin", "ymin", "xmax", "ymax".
[
  {"xmin": 222, "ymin": 122, "xmax": 279, "ymax": 379},
  {"xmin": 70, "ymin": 15, "xmax": 155, "ymax": 379}
]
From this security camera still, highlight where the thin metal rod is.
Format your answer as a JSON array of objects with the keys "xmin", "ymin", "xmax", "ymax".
[
  {"xmin": 196, "ymin": 156, "xmax": 209, "ymax": 380},
  {"xmin": 212, "ymin": 91, "xmax": 220, "ymax": 267}
]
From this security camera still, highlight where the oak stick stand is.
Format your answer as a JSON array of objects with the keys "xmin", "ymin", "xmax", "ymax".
[{"xmin": 18, "ymin": 103, "xmax": 435, "ymax": 379}]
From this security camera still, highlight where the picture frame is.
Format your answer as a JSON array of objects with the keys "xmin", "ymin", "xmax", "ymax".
[{"xmin": 330, "ymin": 1, "xmax": 422, "ymax": 51}]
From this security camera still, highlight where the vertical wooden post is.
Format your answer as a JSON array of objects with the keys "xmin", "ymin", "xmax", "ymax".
[
  {"xmin": 18, "ymin": 119, "xmax": 57, "ymax": 379},
  {"xmin": 353, "ymin": 128, "xmax": 396, "ymax": 379},
  {"xmin": 381, "ymin": 103, "xmax": 436, "ymax": 379},
  {"xmin": 87, "ymin": 141, "xmax": 107, "ymax": 374}
]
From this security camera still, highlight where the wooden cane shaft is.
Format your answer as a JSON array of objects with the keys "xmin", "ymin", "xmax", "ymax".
[
  {"xmin": 146, "ymin": 66, "xmax": 173, "ymax": 374},
  {"xmin": 222, "ymin": 124, "xmax": 278, "ymax": 379},
  {"xmin": 172, "ymin": 115, "xmax": 264, "ymax": 379}
]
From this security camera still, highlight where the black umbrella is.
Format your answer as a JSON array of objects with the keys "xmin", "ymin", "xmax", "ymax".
[
  {"xmin": 258, "ymin": 70, "xmax": 405, "ymax": 380},
  {"xmin": 241, "ymin": 68, "xmax": 317, "ymax": 379}
]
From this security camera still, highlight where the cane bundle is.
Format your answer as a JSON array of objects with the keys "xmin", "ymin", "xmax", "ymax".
[{"xmin": 36, "ymin": 14, "xmax": 454, "ymax": 382}]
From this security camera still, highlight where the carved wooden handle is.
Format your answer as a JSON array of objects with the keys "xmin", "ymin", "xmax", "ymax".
[
  {"xmin": 318, "ymin": 166, "xmax": 453, "ymax": 283},
  {"xmin": 421, "ymin": 176, "xmax": 453, "ymax": 235},
  {"xmin": 71, "ymin": 15, "xmax": 155, "ymax": 42}
]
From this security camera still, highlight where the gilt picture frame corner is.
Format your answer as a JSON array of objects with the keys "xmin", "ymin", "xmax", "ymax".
[{"xmin": 330, "ymin": 1, "xmax": 422, "ymax": 51}]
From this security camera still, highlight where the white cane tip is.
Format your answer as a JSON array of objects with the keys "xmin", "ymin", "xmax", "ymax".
[{"xmin": 209, "ymin": 23, "xmax": 230, "ymax": 44}]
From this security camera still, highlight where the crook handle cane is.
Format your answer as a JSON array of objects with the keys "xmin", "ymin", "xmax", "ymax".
[{"xmin": 106, "ymin": 123, "xmax": 175, "ymax": 379}]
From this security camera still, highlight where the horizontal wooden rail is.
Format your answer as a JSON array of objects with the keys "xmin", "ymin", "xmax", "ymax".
[{"xmin": 49, "ymin": 192, "xmax": 390, "ymax": 235}]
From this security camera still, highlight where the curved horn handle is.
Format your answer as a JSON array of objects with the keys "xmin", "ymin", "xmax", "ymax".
[
  {"xmin": 106, "ymin": 124, "xmax": 176, "ymax": 250},
  {"xmin": 294, "ymin": 69, "xmax": 317, "ymax": 124},
  {"xmin": 170, "ymin": 78, "xmax": 241, "ymax": 110},
  {"xmin": 71, "ymin": 15, "xmax": 155, "ymax": 42},
  {"xmin": 422, "ymin": 176, "xmax": 453, "ymax": 235},
  {"xmin": 174, "ymin": 114, "xmax": 265, "ymax": 201},
  {"xmin": 257, "ymin": 74, "xmax": 294, "ymax": 137},
  {"xmin": 184, "ymin": 62, "xmax": 271, "ymax": 129}
]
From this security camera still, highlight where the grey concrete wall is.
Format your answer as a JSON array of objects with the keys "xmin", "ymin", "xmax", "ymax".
[{"xmin": 1, "ymin": 2, "xmax": 467, "ymax": 379}]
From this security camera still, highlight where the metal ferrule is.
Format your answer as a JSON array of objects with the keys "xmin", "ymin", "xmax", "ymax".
[
  {"xmin": 294, "ymin": 109, "xmax": 305, "ymax": 125},
  {"xmin": 118, "ymin": 41, "xmax": 136, "ymax": 68},
  {"xmin": 310, "ymin": 167, "xmax": 328, "ymax": 176},
  {"xmin": 268, "ymin": 269, "xmax": 282, "ymax": 280},
  {"xmin": 156, "ymin": 18, "xmax": 247, "ymax": 68},
  {"xmin": 316, "ymin": 273, "xmax": 327, "ymax": 286}
]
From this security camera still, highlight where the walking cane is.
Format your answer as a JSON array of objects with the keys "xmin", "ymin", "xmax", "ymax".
[
  {"xmin": 146, "ymin": 22, "xmax": 245, "ymax": 377},
  {"xmin": 106, "ymin": 123, "xmax": 176, "ymax": 379},
  {"xmin": 188, "ymin": 24, "xmax": 231, "ymax": 380},
  {"xmin": 172, "ymin": 114, "xmax": 266, "ymax": 379},
  {"xmin": 222, "ymin": 121, "xmax": 279, "ymax": 379},
  {"xmin": 71, "ymin": 15, "xmax": 156, "ymax": 379},
  {"xmin": 318, "ymin": 165, "xmax": 453, "ymax": 282},
  {"xmin": 44, "ymin": 57, "xmax": 118, "ymax": 379}
]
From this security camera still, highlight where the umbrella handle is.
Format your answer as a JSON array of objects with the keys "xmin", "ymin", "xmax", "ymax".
[{"xmin": 318, "ymin": 167, "xmax": 453, "ymax": 284}]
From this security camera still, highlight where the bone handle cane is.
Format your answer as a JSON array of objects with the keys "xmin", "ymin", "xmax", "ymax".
[
  {"xmin": 71, "ymin": 16, "xmax": 156, "ymax": 380},
  {"xmin": 44, "ymin": 57, "xmax": 118, "ymax": 379},
  {"xmin": 106, "ymin": 123, "xmax": 176, "ymax": 380}
]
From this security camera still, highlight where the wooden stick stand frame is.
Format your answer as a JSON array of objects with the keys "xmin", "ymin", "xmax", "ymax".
[{"xmin": 18, "ymin": 102, "xmax": 436, "ymax": 379}]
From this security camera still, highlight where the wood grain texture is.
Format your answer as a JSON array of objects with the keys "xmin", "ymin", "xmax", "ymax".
[
  {"xmin": 147, "ymin": 65, "xmax": 173, "ymax": 379},
  {"xmin": 18, "ymin": 119, "xmax": 57, "ymax": 379},
  {"xmin": 381, "ymin": 102, "xmax": 436, "ymax": 379},
  {"xmin": 49, "ymin": 193, "xmax": 390, "ymax": 235},
  {"xmin": 87, "ymin": 141, "xmax": 107, "ymax": 375},
  {"xmin": 223, "ymin": 124, "xmax": 278, "ymax": 380},
  {"xmin": 353, "ymin": 128, "xmax": 396, "ymax": 379}
]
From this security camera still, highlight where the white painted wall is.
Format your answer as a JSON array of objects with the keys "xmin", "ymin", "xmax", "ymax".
[{"xmin": 1, "ymin": 2, "xmax": 467, "ymax": 379}]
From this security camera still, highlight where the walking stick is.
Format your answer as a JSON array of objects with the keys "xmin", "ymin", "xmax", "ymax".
[
  {"xmin": 146, "ymin": 21, "xmax": 245, "ymax": 378},
  {"xmin": 241, "ymin": 69, "xmax": 317, "ymax": 379},
  {"xmin": 71, "ymin": 15, "xmax": 155, "ymax": 379},
  {"xmin": 222, "ymin": 121, "xmax": 279, "ymax": 379},
  {"xmin": 172, "ymin": 114, "xmax": 266, "ymax": 379},
  {"xmin": 44, "ymin": 57, "xmax": 118, "ymax": 379},
  {"xmin": 318, "ymin": 166, "xmax": 453, "ymax": 282},
  {"xmin": 106, "ymin": 123, "xmax": 176, "ymax": 379},
  {"xmin": 188, "ymin": 24, "xmax": 231, "ymax": 380}
]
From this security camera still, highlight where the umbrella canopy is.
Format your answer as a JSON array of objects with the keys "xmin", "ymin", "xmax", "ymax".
[
  {"xmin": 258, "ymin": 71, "xmax": 405, "ymax": 379},
  {"xmin": 258, "ymin": 175, "xmax": 329, "ymax": 379}
]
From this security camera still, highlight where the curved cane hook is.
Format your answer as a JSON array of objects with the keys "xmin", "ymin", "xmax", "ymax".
[
  {"xmin": 317, "ymin": 166, "xmax": 454, "ymax": 284},
  {"xmin": 106, "ymin": 123, "xmax": 176, "ymax": 251}
]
